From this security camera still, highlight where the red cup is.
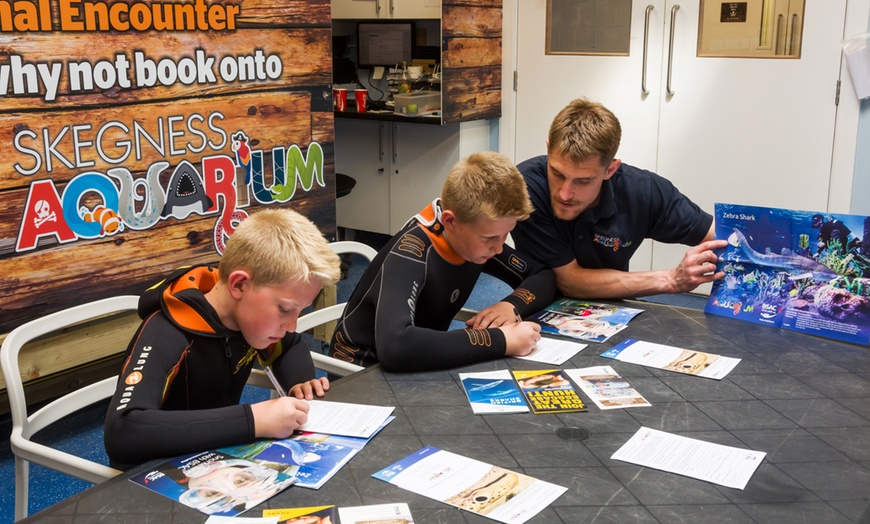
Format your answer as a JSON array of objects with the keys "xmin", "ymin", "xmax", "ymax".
[
  {"xmin": 354, "ymin": 89, "xmax": 368, "ymax": 112},
  {"xmin": 333, "ymin": 88, "xmax": 347, "ymax": 111}
]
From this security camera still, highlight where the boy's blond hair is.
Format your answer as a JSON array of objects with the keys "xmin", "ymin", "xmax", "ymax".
[
  {"xmin": 219, "ymin": 208, "xmax": 341, "ymax": 288},
  {"xmin": 548, "ymin": 98, "xmax": 621, "ymax": 167},
  {"xmin": 440, "ymin": 151, "xmax": 533, "ymax": 224}
]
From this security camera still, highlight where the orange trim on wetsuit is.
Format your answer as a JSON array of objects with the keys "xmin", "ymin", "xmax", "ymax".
[{"xmin": 162, "ymin": 266, "xmax": 220, "ymax": 334}]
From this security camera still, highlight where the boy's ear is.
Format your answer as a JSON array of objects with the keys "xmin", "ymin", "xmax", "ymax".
[
  {"xmin": 441, "ymin": 209, "xmax": 458, "ymax": 231},
  {"xmin": 226, "ymin": 270, "xmax": 253, "ymax": 299}
]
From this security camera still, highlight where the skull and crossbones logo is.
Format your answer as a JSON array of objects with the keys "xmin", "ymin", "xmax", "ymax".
[{"xmin": 33, "ymin": 200, "xmax": 56, "ymax": 228}]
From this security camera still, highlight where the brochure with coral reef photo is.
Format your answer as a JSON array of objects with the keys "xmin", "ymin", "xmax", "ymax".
[
  {"xmin": 602, "ymin": 339, "xmax": 740, "ymax": 380},
  {"xmin": 263, "ymin": 505, "xmax": 336, "ymax": 523},
  {"xmin": 563, "ymin": 366, "xmax": 651, "ymax": 410},
  {"xmin": 459, "ymin": 370, "xmax": 529, "ymax": 414},
  {"xmin": 510, "ymin": 369, "xmax": 586, "ymax": 413},
  {"xmin": 129, "ymin": 450, "xmax": 296, "ymax": 517},
  {"xmin": 706, "ymin": 203, "xmax": 870, "ymax": 345},
  {"xmin": 530, "ymin": 299, "xmax": 644, "ymax": 343},
  {"xmin": 372, "ymin": 446, "xmax": 567, "ymax": 524}
]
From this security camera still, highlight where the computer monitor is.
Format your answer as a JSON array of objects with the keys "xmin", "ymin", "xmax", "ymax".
[{"xmin": 357, "ymin": 21, "xmax": 414, "ymax": 69}]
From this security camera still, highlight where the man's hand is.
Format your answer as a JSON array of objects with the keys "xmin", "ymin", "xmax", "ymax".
[
  {"xmin": 288, "ymin": 377, "xmax": 330, "ymax": 400},
  {"xmin": 499, "ymin": 321, "xmax": 542, "ymax": 357},
  {"xmin": 251, "ymin": 397, "xmax": 310, "ymax": 439},
  {"xmin": 466, "ymin": 301, "xmax": 522, "ymax": 329},
  {"xmin": 671, "ymin": 239, "xmax": 728, "ymax": 293}
]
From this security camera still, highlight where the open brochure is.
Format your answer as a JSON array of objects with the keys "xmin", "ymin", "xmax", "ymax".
[
  {"xmin": 612, "ymin": 427, "xmax": 766, "ymax": 490},
  {"xmin": 563, "ymin": 366, "xmax": 651, "ymax": 410},
  {"xmin": 706, "ymin": 203, "xmax": 870, "ymax": 345},
  {"xmin": 530, "ymin": 299, "xmax": 644, "ymax": 343},
  {"xmin": 459, "ymin": 370, "xmax": 529, "ymax": 414},
  {"xmin": 601, "ymin": 338, "xmax": 740, "ymax": 380},
  {"xmin": 130, "ymin": 450, "xmax": 296, "ymax": 517},
  {"xmin": 218, "ymin": 417, "xmax": 394, "ymax": 489},
  {"xmin": 373, "ymin": 446, "xmax": 567, "ymax": 524}
]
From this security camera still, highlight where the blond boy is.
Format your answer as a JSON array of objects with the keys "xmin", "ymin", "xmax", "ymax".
[
  {"xmin": 330, "ymin": 151, "xmax": 556, "ymax": 371},
  {"xmin": 105, "ymin": 208, "xmax": 340, "ymax": 469}
]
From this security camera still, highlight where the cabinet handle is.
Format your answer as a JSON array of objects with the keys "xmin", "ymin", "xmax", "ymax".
[
  {"xmin": 375, "ymin": 0, "xmax": 380, "ymax": 16},
  {"xmin": 379, "ymin": 123, "xmax": 384, "ymax": 160},
  {"xmin": 666, "ymin": 4, "xmax": 679, "ymax": 97},
  {"xmin": 389, "ymin": 0, "xmax": 394, "ymax": 15},
  {"xmin": 392, "ymin": 123, "xmax": 397, "ymax": 163},
  {"xmin": 642, "ymin": 4, "xmax": 654, "ymax": 96},
  {"xmin": 774, "ymin": 13, "xmax": 783, "ymax": 55},
  {"xmin": 788, "ymin": 13, "xmax": 798, "ymax": 56}
]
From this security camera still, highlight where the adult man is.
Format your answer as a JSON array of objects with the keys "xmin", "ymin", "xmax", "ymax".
[{"xmin": 511, "ymin": 98, "xmax": 728, "ymax": 300}]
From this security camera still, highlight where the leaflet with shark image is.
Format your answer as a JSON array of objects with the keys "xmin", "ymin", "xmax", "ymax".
[{"xmin": 706, "ymin": 203, "xmax": 870, "ymax": 345}]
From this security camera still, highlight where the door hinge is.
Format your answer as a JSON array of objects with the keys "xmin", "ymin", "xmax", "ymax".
[
  {"xmin": 835, "ymin": 80, "xmax": 840, "ymax": 106},
  {"xmin": 513, "ymin": 71, "xmax": 518, "ymax": 91}
]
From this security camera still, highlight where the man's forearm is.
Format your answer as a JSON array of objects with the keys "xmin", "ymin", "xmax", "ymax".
[{"xmin": 554, "ymin": 265, "xmax": 677, "ymax": 300}]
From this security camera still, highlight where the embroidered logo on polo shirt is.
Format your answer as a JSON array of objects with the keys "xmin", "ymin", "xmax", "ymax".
[
  {"xmin": 508, "ymin": 254, "xmax": 527, "ymax": 272},
  {"xmin": 592, "ymin": 234, "xmax": 632, "ymax": 252}
]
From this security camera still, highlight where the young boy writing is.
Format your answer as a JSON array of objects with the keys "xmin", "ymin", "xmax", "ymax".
[
  {"xmin": 104, "ymin": 208, "xmax": 341, "ymax": 469},
  {"xmin": 329, "ymin": 151, "xmax": 556, "ymax": 372}
]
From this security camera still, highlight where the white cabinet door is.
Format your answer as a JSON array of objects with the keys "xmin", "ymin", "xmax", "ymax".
[
  {"xmin": 389, "ymin": 122, "xmax": 461, "ymax": 231},
  {"xmin": 332, "ymin": 0, "xmax": 440, "ymax": 19},
  {"xmin": 336, "ymin": 119, "xmax": 461, "ymax": 234},
  {"xmin": 515, "ymin": 0, "xmax": 847, "ymax": 280},
  {"xmin": 335, "ymin": 119, "xmax": 391, "ymax": 234}
]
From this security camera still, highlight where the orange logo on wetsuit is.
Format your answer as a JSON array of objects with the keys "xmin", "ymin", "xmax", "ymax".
[
  {"xmin": 510, "ymin": 288, "xmax": 536, "ymax": 305},
  {"xmin": 125, "ymin": 371, "xmax": 143, "ymax": 385},
  {"xmin": 331, "ymin": 331, "xmax": 360, "ymax": 363},
  {"xmin": 464, "ymin": 328, "xmax": 492, "ymax": 347},
  {"xmin": 397, "ymin": 233, "xmax": 425, "ymax": 258}
]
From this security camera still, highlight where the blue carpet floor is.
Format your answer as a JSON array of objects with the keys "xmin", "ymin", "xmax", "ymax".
[{"xmin": 0, "ymin": 232, "xmax": 707, "ymax": 522}]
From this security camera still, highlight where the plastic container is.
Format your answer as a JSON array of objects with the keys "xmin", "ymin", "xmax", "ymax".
[{"xmin": 393, "ymin": 91, "xmax": 440, "ymax": 116}]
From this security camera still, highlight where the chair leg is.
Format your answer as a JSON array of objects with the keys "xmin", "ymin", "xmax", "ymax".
[{"xmin": 14, "ymin": 456, "xmax": 29, "ymax": 521}]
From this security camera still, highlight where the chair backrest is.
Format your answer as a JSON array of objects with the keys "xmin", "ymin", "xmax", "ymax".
[
  {"xmin": 329, "ymin": 240, "xmax": 379, "ymax": 261},
  {"xmin": 0, "ymin": 295, "xmax": 139, "ymax": 520}
]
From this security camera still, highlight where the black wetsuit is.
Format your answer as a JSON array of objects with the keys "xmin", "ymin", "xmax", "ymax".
[
  {"xmin": 104, "ymin": 265, "xmax": 315, "ymax": 469},
  {"xmin": 329, "ymin": 199, "xmax": 556, "ymax": 372}
]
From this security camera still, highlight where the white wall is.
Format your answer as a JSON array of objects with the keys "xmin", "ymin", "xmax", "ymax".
[
  {"xmin": 851, "ymin": 6, "xmax": 870, "ymax": 215},
  {"xmin": 500, "ymin": 0, "xmax": 870, "ymax": 215}
]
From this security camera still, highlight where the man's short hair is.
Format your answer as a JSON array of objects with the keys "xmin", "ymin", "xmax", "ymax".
[
  {"xmin": 219, "ymin": 208, "xmax": 341, "ymax": 288},
  {"xmin": 548, "ymin": 98, "xmax": 621, "ymax": 166},
  {"xmin": 441, "ymin": 151, "xmax": 533, "ymax": 223}
]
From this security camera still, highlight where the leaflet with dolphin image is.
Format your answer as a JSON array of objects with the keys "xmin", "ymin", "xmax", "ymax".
[{"xmin": 706, "ymin": 203, "xmax": 870, "ymax": 345}]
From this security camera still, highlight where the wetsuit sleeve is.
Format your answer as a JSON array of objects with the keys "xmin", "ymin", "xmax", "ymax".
[
  {"xmin": 374, "ymin": 247, "xmax": 508, "ymax": 372},
  {"xmin": 104, "ymin": 314, "xmax": 255, "ymax": 469},
  {"xmin": 483, "ymin": 244, "xmax": 557, "ymax": 317}
]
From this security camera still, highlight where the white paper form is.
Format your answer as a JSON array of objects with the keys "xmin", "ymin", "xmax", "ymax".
[
  {"xmin": 611, "ymin": 427, "xmax": 766, "ymax": 490},
  {"xmin": 300, "ymin": 400, "xmax": 394, "ymax": 438},
  {"xmin": 515, "ymin": 337, "xmax": 587, "ymax": 365},
  {"xmin": 338, "ymin": 503, "xmax": 415, "ymax": 524}
]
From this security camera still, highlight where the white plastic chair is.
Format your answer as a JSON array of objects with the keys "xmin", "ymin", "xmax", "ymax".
[{"xmin": 0, "ymin": 295, "xmax": 140, "ymax": 521}]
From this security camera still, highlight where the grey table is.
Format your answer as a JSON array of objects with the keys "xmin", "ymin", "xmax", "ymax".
[{"xmin": 22, "ymin": 301, "xmax": 870, "ymax": 523}]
